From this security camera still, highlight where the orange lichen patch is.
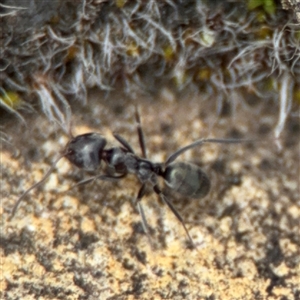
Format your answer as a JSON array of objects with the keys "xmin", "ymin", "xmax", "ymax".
[
  {"xmin": 273, "ymin": 262, "xmax": 292, "ymax": 277},
  {"xmin": 1, "ymin": 254, "xmax": 18, "ymax": 289},
  {"xmin": 80, "ymin": 217, "xmax": 96, "ymax": 233},
  {"xmin": 1, "ymin": 151, "xmax": 22, "ymax": 169},
  {"xmin": 142, "ymin": 243, "xmax": 267, "ymax": 298},
  {"xmin": 270, "ymin": 287, "xmax": 295, "ymax": 299},
  {"xmin": 280, "ymin": 238, "xmax": 299, "ymax": 255}
]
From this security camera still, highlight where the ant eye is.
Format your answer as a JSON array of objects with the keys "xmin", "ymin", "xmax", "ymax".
[
  {"xmin": 64, "ymin": 148, "xmax": 74, "ymax": 157},
  {"xmin": 67, "ymin": 149, "xmax": 74, "ymax": 155}
]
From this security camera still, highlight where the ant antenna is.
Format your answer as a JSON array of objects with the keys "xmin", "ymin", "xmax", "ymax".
[
  {"xmin": 9, "ymin": 155, "xmax": 64, "ymax": 220},
  {"xmin": 165, "ymin": 138, "xmax": 254, "ymax": 165}
]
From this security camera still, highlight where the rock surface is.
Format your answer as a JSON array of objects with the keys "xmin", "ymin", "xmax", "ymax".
[{"xmin": 1, "ymin": 90, "xmax": 299, "ymax": 299}]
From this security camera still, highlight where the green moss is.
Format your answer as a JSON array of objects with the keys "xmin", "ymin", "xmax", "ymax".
[
  {"xmin": 197, "ymin": 68, "xmax": 211, "ymax": 81},
  {"xmin": 294, "ymin": 87, "xmax": 300, "ymax": 104},
  {"xmin": 163, "ymin": 45, "xmax": 175, "ymax": 62},
  {"xmin": 247, "ymin": 0, "xmax": 276, "ymax": 15},
  {"xmin": 115, "ymin": 0, "xmax": 127, "ymax": 8},
  {"xmin": 0, "ymin": 91, "xmax": 22, "ymax": 109}
]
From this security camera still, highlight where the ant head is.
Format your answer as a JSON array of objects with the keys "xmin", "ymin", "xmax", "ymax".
[
  {"xmin": 10, "ymin": 132, "xmax": 107, "ymax": 219},
  {"xmin": 63, "ymin": 133, "xmax": 107, "ymax": 171}
]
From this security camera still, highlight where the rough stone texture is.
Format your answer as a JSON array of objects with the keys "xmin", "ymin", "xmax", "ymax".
[{"xmin": 1, "ymin": 89, "xmax": 299, "ymax": 299}]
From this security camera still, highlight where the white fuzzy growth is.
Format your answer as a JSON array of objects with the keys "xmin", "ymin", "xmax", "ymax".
[
  {"xmin": 274, "ymin": 71, "xmax": 294, "ymax": 141},
  {"xmin": 1, "ymin": 1, "xmax": 299, "ymax": 132},
  {"xmin": 0, "ymin": 2, "xmax": 27, "ymax": 17},
  {"xmin": 36, "ymin": 83, "xmax": 65, "ymax": 127}
]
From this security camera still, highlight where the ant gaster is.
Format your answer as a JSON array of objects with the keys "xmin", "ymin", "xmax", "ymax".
[{"xmin": 11, "ymin": 107, "xmax": 249, "ymax": 248}]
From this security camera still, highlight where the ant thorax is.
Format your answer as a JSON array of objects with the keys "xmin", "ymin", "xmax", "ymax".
[{"xmin": 104, "ymin": 147, "xmax": 158, "ymax": 185}]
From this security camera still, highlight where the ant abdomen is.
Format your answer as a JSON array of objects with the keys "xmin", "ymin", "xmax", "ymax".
[{"xmin": 163, "ymin": 161, "xmax": 211, "ymax": 199}]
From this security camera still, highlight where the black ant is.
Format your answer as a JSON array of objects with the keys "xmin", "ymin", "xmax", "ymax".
[{"xmin": 10, "ymin": 107, "xmax": 250, "ymax": 248}]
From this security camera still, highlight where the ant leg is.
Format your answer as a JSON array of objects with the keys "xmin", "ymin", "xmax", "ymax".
[
  {"xmin": 165, "ymin": 138, "xmax": 254, "ymax": 165},
  {"xmin": 113, "ymin": 133, "xmax": 135, "ymax": 153},
  {"xmin": 70, "ymin": 173, "xmax": 127, "ymax": 189},
  {"xmin": 153, "ymin": 185, "xmax": 195, "ymax": 248},
  {"xmin": 135, "ymin": 183, "xmax": 153, "ymax": 248},
  {"xmin": 113, "ymin": 107, "xmax": 147, "ymax": 157},
  {"xmin": 135, "ymin": 106, "xmax": 147, "ymax": 158}
]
